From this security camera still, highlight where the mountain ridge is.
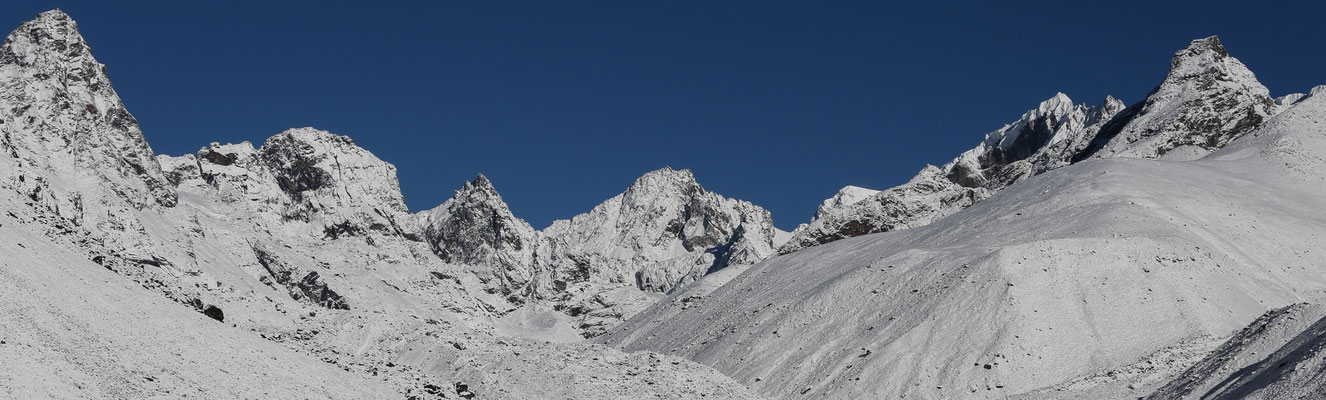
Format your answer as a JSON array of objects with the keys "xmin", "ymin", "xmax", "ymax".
[{"xmin": 783, "ymin": 35, "xmax": 1286, "ymax": 253}]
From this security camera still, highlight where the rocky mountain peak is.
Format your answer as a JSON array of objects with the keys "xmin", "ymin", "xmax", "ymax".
[
  {"xmin": 1037, "ymin": 92, "xmax": 1074, "ymax": 115},
  {"xmin": 814, "ymin": 185, "xmax": 881, "ymax": 220},
  {"xmin": 452, "ymin": 173, "xmax": 503, "ymax": 200},
  {"xmin": 257, "ymin": 127, "xmax": 408, "ymax": 212},
  {"xmin": 1, "ymin": 9, "xmax": 88, "ymax": 67},
  {"xmin": 422, "ymin": 174, "xmax": 536, "ymax": 302},
  {"xmin": 1170, "ymin": 36, "xmax": 1228, "ymax": 71},
  {"xmin": 0, "ymin": 9, "xmax": 176, "ymax": 210},
  {"xmin": 624, "ymin": 167, "xmax": 701, "ymax": 200},
  {"xmin": 444, "ymin": 174, "xmax": 510, "ymax": 209},
  {"xmin": 1076, "ymin": 36, "xmax": 1275, "ymax": 160},
  {"xmin": 469, "ymin": 173, "xmax": 493, "ymax": 189}
]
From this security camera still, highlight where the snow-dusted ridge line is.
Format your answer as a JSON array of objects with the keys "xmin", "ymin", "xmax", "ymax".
[{"xmin": 782, "ymin": 34, "xmax": 1289, "ymax": 253}]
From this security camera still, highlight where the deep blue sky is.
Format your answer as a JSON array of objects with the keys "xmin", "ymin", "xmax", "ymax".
[{"xmin": 2, "ymin": 2, "xmax": 1322, "ymax": 230}]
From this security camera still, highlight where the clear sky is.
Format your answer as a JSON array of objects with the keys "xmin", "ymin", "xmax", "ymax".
[{"xmin": 2, "ymin": 1, "xmax": 1322, "ymax": 230}]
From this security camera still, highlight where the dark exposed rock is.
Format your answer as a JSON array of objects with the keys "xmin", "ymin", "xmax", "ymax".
[
  {"xmin": 202, "ymin": 305, "xmax": 225, "ymax": 322},
  {"xmin": 322, "ymin": 221, "xmax": 365, "ymax": 240},
  {"xmin": 199, "ymin": 149, "xmax": 237, "ymax": 166},
  {"xmin": 260, "ymin": 134, "xmax": 334, "ymax": 200},
  {"xmin": 253, "ymin": 245, "xmax": 350, "ymax": 310},
  {"xmin": 454, "ymin": 382, "xmax": 476, "ymax": 399}
]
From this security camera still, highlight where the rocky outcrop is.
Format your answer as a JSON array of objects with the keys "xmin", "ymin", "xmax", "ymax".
[{"xmin": 252, "ymin": 244, "xmax": 350, "ymax": 310}]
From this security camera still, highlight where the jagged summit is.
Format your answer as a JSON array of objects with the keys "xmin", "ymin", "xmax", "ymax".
[
  {"xmin": 1172, "ymin": 35, "xmax": 1228, "ymax": 66},
  {"xmin": 0, "ymin": 9, "xmax": 176, "ymax": 212},
  {"xmin": 257, "ymin": 127, "xmax": 410, "ymax": 215},
  {"xmin": 1, "ymin": 9, "xmax": 87, "ymax": 66},
  {"xmin": 623, "ymin": 167, "xmax": 702, "ymax": 199},
  {"xmin": 470, "ymin": 173, "xmax": 494, "ymax": 188},
  {"xmin": 1077, "ymin": 35, "xmax": 1275, "ymax": 160},
  {"xmin": 422, "ymin": 173, "xmax": 537, "ymax": 302}
]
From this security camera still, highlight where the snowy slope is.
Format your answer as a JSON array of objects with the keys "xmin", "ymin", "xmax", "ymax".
[
  {"xmin": 1143, "ymin": 302, "xmax": 1326, "ymax": 399},
  {"xmin": 602, "ymin": 93, "xmax": 1326, "ymax": 399},
  {"xmin": 0, "ymin": 198, "xmax": 398, "ymax": 399}
]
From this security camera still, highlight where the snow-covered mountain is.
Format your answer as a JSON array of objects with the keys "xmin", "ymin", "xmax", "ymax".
[
  {"xmin": 0, "ymin": 10, "xmax": 762, "ymax": 399},
  {"xmin": 420, "ymin": 167, "xmax": 786, "ymax": 336},
  {"xmin": 783, "ymin": 35, "xmax": 1278, "ymax": 253},
  {"xmin": 603, "ymin": 90, "xmax": 1326, "ymax": 399},
  {"xmin": 4, "ymin": 9, "xmax": 1325, "ymax": 400}
]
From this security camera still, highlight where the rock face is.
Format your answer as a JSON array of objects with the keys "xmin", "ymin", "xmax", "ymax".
[
  {"xmin": 783, "ymin": 36, "xmax": 1280, "ymax": 253},
  {"xmin": 186, "ymin": 128, "xmax": 418, "ymax": 235},
  {"xmin": 421, "ymin": 174, "xmax": 538, "ymax": 303}
]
